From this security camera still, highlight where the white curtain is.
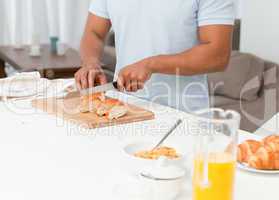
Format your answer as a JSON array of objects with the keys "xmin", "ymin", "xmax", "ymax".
[
  {"xmin": 0, "ymin": 0, "xmax": 92, "ymax": 49},
  {"xmin": 0, "ymin": 0, "xmax": 241, "ymax": 47}
]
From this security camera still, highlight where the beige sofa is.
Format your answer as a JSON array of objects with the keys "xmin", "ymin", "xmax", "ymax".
[{"xmin": 208, "ymin": 52, "xmax": 279, "ymax": 132}]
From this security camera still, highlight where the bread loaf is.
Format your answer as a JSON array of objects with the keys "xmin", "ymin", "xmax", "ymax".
[{"xmin": 79, "ymin": 93, "xmax": 128, "ymax": 120}]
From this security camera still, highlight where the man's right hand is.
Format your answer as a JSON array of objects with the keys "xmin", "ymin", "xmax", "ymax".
[{"xmin": 75, "ymin": 62, "xmax": 107, "ymax": 90}]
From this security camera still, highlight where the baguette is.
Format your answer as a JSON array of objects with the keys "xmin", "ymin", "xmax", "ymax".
[
  {"xmin": 79, "ymin": 92, "xmax": 105, "ymax": 113},
  {"xmin": 79, "ymin": 93, "xmax": 128, "ymax": 120},
  {"xmin": 106, "ymin": 106, "xmax": 128, "ymax": 120},
  {"xmin": 96, "ymin": 99, "xmax": 122, "ymax": 117}
]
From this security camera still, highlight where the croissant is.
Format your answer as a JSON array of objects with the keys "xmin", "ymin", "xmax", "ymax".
[
  {"xmin": 263, "ymin": 135, "xmax": 279, "ymax": 148},
  {"xmin": 248, "ymin": 146, "xmax": 279, "ymax": 170},
  {"xmin": 237, "ymin": 140, "xmax": 262, "ymax": 163},
  {"xmin": 238, "ymin": 135, "xmax": 279, "ymax": 170},
  {"xmin": 263, "ymin": 135, "xmax": 279, "ymax": 144}
]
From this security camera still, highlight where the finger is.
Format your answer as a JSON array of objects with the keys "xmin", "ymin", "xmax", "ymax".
[
  {"xmin": 88, "ymin": 70, "xmax": 96, "ymax": 88},
  {"xmin": 138, "ymin": 81, "xmax": 144, "ymax": 90},
  {"xmin": 131, "ymin": 80, "xmax": 138, "ymax": 92},
  {"xmin": 74, "ymin": 71, "xmax": 82, "ymax": 91},
  {"xmin": 98, "ymin": 74, "xmax": 108, "ymax": 85},
  {"xmin": 125, "ymin": 79, "xmax": 132, "ymax": 92},
  {"xmin": 117, "ymin": 75, "xmax": 125, "ymax": 92},
  {"xmin": 81, "ymin": 71, "xmax": 89, "ymax": 89},
  {"xmin": 75, "ymin": 75, "xmax": 82, "ymax": 91}
]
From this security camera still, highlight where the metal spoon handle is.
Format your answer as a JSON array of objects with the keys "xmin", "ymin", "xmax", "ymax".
[{"xmin": 152, "ymin": 119, "xmax": 183, "ymax": 150}]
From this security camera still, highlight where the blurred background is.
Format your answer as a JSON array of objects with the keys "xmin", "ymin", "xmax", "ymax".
[
  {"xmin": 1, "ymin": 0, "xmax": 278, "ymax": 64},
  {"xmin": 0, "ymin": 0, "xmax": 91, "ymax": 48}
]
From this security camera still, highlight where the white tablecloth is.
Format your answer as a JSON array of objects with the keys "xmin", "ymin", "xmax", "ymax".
[{"xmin": 0, "ymin": 88, "xmax": 278, "ymax": 200}]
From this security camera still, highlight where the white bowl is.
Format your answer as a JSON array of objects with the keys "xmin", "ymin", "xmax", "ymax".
[
  {"xmin": 121, "ymin": 141, "xmax": 187, "ymax": 174},
  {"xmin": 139, "ymin": 174, "xmax": 186, "ymax": 200}
]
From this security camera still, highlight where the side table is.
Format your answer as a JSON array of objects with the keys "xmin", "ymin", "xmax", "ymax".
[{"xmin": 0, "ymin": 44, "xmax": 81, "ymax": 79}]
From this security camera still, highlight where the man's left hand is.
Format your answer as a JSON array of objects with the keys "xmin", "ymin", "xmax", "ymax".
[{"xmin": 117, "ymin": 58, "xmax": 153, "ymax": 92}]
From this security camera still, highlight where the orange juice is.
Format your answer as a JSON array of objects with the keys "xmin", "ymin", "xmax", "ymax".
[{"xmin": 193, "ymin": 152, "xmax": 236, "ymax": 200}]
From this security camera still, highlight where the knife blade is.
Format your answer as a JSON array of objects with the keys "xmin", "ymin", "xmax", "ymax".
[{"xmin": 80, "ymin": 81, "xmax": 118, "ymax": 96}]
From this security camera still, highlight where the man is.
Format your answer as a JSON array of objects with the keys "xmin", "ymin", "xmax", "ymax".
[{"xmin": 75, "ymin": 0, "xmax": 235, "ymax": 112}]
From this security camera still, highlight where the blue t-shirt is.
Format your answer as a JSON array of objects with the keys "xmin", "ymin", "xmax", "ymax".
[{"xmin": 89, "ymin": 0, "xmax": 235, "ymax": 112}]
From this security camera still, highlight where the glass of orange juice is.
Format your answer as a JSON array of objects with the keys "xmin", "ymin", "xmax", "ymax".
[{"xmin": 191, "ymin": 108, "xmax": 241, "ymax": 200}]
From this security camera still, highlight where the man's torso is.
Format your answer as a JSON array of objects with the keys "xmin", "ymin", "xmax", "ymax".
[{"xmin": 106, "ymin": 0, "xmax": 209, "ymax": 112}]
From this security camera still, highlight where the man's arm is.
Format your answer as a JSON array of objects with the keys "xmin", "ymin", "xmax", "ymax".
[
  {"xmin": 149, "ymin": 25, "xmax": 233, "ymax": 75},
  {"xmin": 75, "ymin": 13, "xmax": 111, "ymax": 90},
  {"xmin": 117, "ymin": 25, "xmax": 233, "ymax": 92}
]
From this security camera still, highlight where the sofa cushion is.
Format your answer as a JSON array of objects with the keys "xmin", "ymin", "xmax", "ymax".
[
  {"xmin": 220, "ymin": 92, "xmax": 278, "ymax": 132},
  {"xmin": 208, "ymin": 51, "xmax": 265, "ymax": 101},
  {"xmin": 262, "ymin": 61, "xmax": 279, "ymax": 90},
  {"xmin": 210, "ymin": 95, "xmax": 239, "ymax": 107}
]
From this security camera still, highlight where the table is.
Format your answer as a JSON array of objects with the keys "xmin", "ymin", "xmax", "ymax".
[
  {"xmin": 254, "ymin": 113, "xmax": 279, "ymax": 136},
  {"xmin": 0, "ymin": 45, "xmax": 81, "ymax": 79},
  {"xmin": 0, "ymin": 87, "xmax": 278, "ymax": 200}
]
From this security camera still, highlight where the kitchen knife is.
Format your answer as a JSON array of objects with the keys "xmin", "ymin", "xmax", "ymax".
[{"xmin": 80, "ymin": 81, "xmax": 118, "ymax": 96}]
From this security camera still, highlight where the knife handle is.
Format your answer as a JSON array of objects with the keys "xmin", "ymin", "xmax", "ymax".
[{"xmin": 112, "ymin": 81, "xmax": 118, "ymax": 90}]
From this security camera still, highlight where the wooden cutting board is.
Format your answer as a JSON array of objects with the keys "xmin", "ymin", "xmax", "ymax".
[{"xmin": 32, "ymin": 96, "xmax": 155, "ymax": 129}]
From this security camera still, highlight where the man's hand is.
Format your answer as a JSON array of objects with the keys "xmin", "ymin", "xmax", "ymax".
[
  {"xmin": 75, "ymin": 62, "xmax": 107, "ymax": 90},
  {"xmin": 76, "ymin": 13, "xmax": 111, "ymax": 90},
  {"xmin": 117, "ymin": 58, "xmax": 153, "ymax": 92}
]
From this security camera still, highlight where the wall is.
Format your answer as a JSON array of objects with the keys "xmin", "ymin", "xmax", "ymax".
[
  {"xmin": 235, "ymin": 0, "xmax": 242, "ymax": 19},
  {"xmin": 240, "ymin": 0, "xmax": 279, "ymax": 63}
]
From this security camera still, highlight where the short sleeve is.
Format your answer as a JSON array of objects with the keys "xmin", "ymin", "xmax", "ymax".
[
  {"xmin": 197, "ymin": 0, "xmax": 235, "ymax": 26},
  {"xmin": 89, "ymin": 0, "xmax": 109, "ymax": 19}
]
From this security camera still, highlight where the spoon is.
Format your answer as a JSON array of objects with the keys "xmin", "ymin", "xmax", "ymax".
[{"xmin": 152, "ymin": 119, "xmax": 183, "ymax": 151}]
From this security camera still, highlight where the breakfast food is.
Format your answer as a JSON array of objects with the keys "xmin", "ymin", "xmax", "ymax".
[
  {"xmin": 237, "ymin": 140, "xmax": 262, "ymax": 163},
  {"xmin": 134, "ymin": 146, "xmax": 180, "ymax": 160},
  {"xmin": 238, "ymin": 134, "xmax": 279, "ymax": 170},
  {"xmin": 106, "ymin": 106, "xmax": 128, "ymax": 120},
  {"xmin": 248, "ymin": 147, "xmax": 279, "ymax": 170},
  {"xmin": 79, "ymin": 92, "xmax": 128, "ymax": 120},
  {"xmin": 96, "ymin": 99, "xmax": 123, "ymax": 116},
  {"xmin": 80, "ymin": 92, "xmax": 105, "ymax": 113},
  {"xmin": 263, "ymin": 135, "xmax": 279, "ymax": 143}
]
